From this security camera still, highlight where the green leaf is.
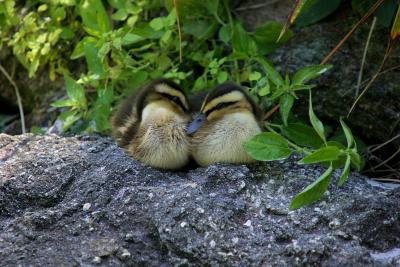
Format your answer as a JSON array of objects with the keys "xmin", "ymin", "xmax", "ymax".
[
  {"xmin": 219, "ymin": 24, "xmax": 231, "ymax": 43},
  {"xmin": 292, "ymin": 64, "xmax": 332, "ymax": 85},
  {"xmin": 217, "ymin": 71, "xmax": 228, "ymax": 83},
  {"xmin": 232, "ymin": 22, "xmax": 257, "ymax": 55},
  {"xmin": 290, "ymin": 164, "xmax": 333, "ymax": 209},
  {"xmin": 308, "ymin": 91, "xmax": 326, "ymax": 143},
  {"xmin": 70, "ymin": 36, "xmax": 97, "ymax": 59},
  {"xmin": 279, "ymin": 94, "xmax": 294, "ymax": 126},
  {"xmin": 349, "ymin": 149, "xmax": 362, "ymax": 171},
  {"xmin": 255, "ymin": 57, "xmax": 284, "ymax": 87},
  {"xmin": 253, "ymin": 21, "xmax": 293, "ymax": 55},
  {"xmin": 79, "ymin": 0, "xmax": 111, "ymax": 35},
  {"xmin": 338, "ymin": 155, "xmax": 351, "ymax": 187},
  {"xmin": 340, "ymin": 118, "xmax": 354, "ymax": 148},
  {"xmin": 84, "ymin": 42, "xmax": 104, "ymax": 76},
  {"xmin": 64, "ymin": 75, "xmax": 86, "ymax": 108},
  {"xmin": 204, "ymin": 0, "xmax": 219, "ymax": 14},
  {"xmin": 243, "ymin": 132, "xmax": 292, "ymax": 161},
  {"xmin": 299, "ymin": 146, "xmax": 341, "ymax": 164},
  {"xmin": 149, "ymin": 17, "xmax": 164, "ymax": 31},
  {"xmin": 122, "ymin": 33, "xmax": 144, "ymax": 45},
  {"xmin": 296, "ymin": 0, "xmax": 341, "ymax": 27},
  {"xmin": 282, "ymin": 123, "xmax": 324, "ymax": 148},
  {"xmin": 51, "ymin": 99, "xmax": 78, "ymax": 108}
]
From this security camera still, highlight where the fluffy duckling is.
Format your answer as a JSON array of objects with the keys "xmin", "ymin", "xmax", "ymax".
[
  {"xmin": 111, "ymin": 78, "xmax": 191, "ymax": 170},
  {"xmin": 187, "ymin": 83, "xmax": 262, "ymax": 166}
]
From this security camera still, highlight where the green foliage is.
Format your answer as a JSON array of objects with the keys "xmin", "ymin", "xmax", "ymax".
[
  {"xmin": 296, "ymin": 0, "xmax": 398, "ymax": 27},
  {"xmin": 243, "ymin": 66, "xmax": 361, "ymax": 209}
]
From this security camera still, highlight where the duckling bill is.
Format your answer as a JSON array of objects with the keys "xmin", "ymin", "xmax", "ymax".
[
  {"xmin": 187, "ymin": 83, "xmax": 262, "ymax": 166},
  {"xmin": 110, "ymin": 78, "xmax": 190, "ymax": 170}
]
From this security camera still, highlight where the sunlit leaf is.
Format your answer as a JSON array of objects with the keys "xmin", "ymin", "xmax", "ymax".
[
  {"xmin": 308, "ymin": 91, "xmax": 326, "ymax": 143},
  {"xmin": 290, "ymin": 164, "xmax": 333, "ymax": 209},
  {"xmin": 292, "ymin": 64, "xmax": 332, "ymax": 85},
  {"xmin": 391, "ymin": 5, "xmax": 400, "ymax": 40},
  {"xmin": 340, "ymin": 118, "xmax": 354, "ymax": 148},
  {"xmin": 338, "ymin": 155, "xmax": 351, "ymax": 187},
  {"xmin": 244, "ymin": 132, "xmax": 292, "ymax": 161},
  {"xmin": 299, "ymin": 146, "xmax": 341, "ymax": 164}
]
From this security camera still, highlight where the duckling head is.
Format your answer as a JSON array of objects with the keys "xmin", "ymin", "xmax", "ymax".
[
  {"xmin": 137, "ymin": 78, "xmax": 189, "ymax": 123},
  {"xmin": 186, "ymin": 83, "xmax": 259, "ymax": 135}
]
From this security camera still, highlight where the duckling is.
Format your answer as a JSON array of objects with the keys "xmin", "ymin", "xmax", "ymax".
[
  {"xmin": 187, "ymin": 83, "xmax": 262, "ymax": 166},
  {"xmin": 110, "ymin": 78, "xmax": 191, "ymax": 170}
]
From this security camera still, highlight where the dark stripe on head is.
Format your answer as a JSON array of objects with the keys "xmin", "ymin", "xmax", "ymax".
[
  {"xmin": 136, "ymin": 78, "xmax": 186, "ymax": 120},
  {"xmin": 203, "ymin": 83, "xmax": 260, "ymax": 119}
]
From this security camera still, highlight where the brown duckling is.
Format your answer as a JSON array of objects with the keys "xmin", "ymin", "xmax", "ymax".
[
  {"xmin": 187, "ymin": 83, "xmax": 262, "ymax": 166},
  {"xmin": 111, "ymin": 78, "xmax": 191, "ymax": 170}
]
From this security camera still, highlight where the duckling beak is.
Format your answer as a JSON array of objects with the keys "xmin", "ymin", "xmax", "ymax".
[{"xmin": 186, "ymin": 113, "xmax": 206, "ymax": 135}]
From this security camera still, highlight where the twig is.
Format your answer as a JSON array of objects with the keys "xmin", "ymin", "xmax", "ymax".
[
  {"xmin": 263, "ymin": 104, "xmax": 280, "ymax": 121},
  {"xmin": 366, "ymin": 146, "xmax": 400, "ymax": 172},
  {"xmin": 367, "ymin": 134, "xmax": 400, "ymax": 153},
  {"xmin": 348, "ymin": 38, "xmax": 394, "ymax": 117},
  {"xmin": 0, "ymin": 64, "xmax": 26, "ymax": 133},
  {"xmin": 173, "ymin": 0, "xmax": 183, "ymax": 63},
  {"xmin": 355, "ymin": 17, "xmax": 377, "ymax": 98},
  {"xmin": 320, "ymin": 0, "xmax": 385, "ymax": 65}
]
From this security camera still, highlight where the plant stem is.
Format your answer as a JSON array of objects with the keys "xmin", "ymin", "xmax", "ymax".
[
  {"xmin": 0, "ymin": 64, "xmax": 26, "ymax": 134},
  {"xmin": 222, "ymin": 0, "xmax": 240, "ymax": 83},
  {"xmin": 356, "ymin": 16, "xmax": 376, "ymax": 98}
]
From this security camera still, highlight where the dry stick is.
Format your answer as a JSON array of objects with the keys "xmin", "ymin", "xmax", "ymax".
[
  {"xmin": 348, "ymin": 40, "xmax": 395, "ymax": 117},
  {"xmin": 263, "ymin": 104, "xmax": 280, "ymax": 121},
  {"xmin": 0, "ymin": 64, "xmax": 26, "ymax": 134},
  {"xmin": 320, "ymin": 0, "xmax": 385, "ymax": 65},
  {"xmin": 367, "ymin": 134, "xmax": 400, "ymax": 153},
  {"xmin": 356, "ymin": 17, "xmax": 377, "ymax": 98},
  {"xmin": 173, "ymin": 0, "xmax": 183, "ymax": 63},
  {"xmin": 367, "ymin": 146, "xmax": 400, "ymax": 172}
]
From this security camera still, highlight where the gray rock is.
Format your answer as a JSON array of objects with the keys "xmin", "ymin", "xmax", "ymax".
[{"xmin": 0, "ymin": 134, "xmax": 399, "ymax": 266}]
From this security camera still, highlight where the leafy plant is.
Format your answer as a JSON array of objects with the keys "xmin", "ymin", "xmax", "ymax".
[{"xmin": 244, "ymin": 63, "xmax": 362, "ymax": 209}]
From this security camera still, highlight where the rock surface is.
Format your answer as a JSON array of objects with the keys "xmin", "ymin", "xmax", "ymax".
[{"xmin": 1, "ymin": 134, "xmax": 400, "ymax": 266}]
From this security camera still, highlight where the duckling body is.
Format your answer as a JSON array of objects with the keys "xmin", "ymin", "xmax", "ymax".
[
  {"xmin": 187, "ymin": 83, "xmax": 262, "ymax": 166},
  {"xmin": 111, "ymin": 79, "xmax": 190, "ymax": 170}
]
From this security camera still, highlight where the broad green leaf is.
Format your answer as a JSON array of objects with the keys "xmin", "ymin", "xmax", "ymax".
[
  {"xmin": 352, "ymin": 0, "xmax": 397, "ymax": 28},
  {"xmin": 249, "ymin": 72, "xmax": 261, "ymax": 81},
  {"xmin": 299, "ymin": 146, "xmax": 341, "ymax": 164},
  {"xmin": 51, "ymin": 99, "xmax": 78, "ymax": 108},
  {"xmin": 232, "ymin": 22, "xmax": 258, "ymax": 55},
  {"xmin": 182, "ymin": 19, "xmax": 217, "ymax": 39},
  {"xmin": 219, "ymin": 24, "xmax": 231, "ymax": 43},
  {"xmin": 217, "ymin": 71, "xmax": 228, "ymax": 83},
  {"xmin": 64, "ymin": 75, "xmax": 86, "ymax": 108},
  {"xmin": 296, "ymin": 0, "xmax": 341, "ymax": 27},
  {"xmin": 149, "ymin": 17, "xmax": 164, "ymax": 31},
  {"xmin": 337, "ymin": 155, "xmax": 351, "ymax": 187},
  {"xmin": 292, "ymin": 64, "xmax": 332, "ymax": 85},
  {"xmin": 243, "ymin": 132, "xmax": 292, "ymax": 161},
  {"xmin": 290, "ymin": 164, "xmax": 333, "ymax": 209},
  {"xmin": 255, "ymin": 57, "xmax": 284, "ymax": 87},
  {"xmin": 253, "ymin": 21, "xmax": 293, "ymax": 55},
  {"xmin": 131, "ymin": 25, "xmax": 164, "ymax": 39},
  {"xmin": 79, "ymin": 0, "xmax": 111, "ymax": 35},
  {"xmin": 122, "ymin": 33, "xmax": 144, "ymax": 46},
  {"xmin": 279, "ymin": 94, "xmax": 294, "ymax": 126},
  {"xmin": 282, "ymin": 123, "xmax": 324, "ymax": 148},
  {"xmin": 340, "ymin": 118, "xmax": 354, "ymax": 148},
  {"xmin": 70, "ymin": 36, "xmax": 97, "ymax": 59},
  {"xmin": 309, "ymin": 91, "xmax": 326, "ymax": 143},
  {"xmin": 84, "ymin": 42, "xmax": 104, "ymax": 76},
  {"xmin": 204, "ymin": 0, "xmax": 219, "ymax": 14},
  {"xmin": 349, "ymin": 149, "xmax": 362, "ymax": 171}
]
